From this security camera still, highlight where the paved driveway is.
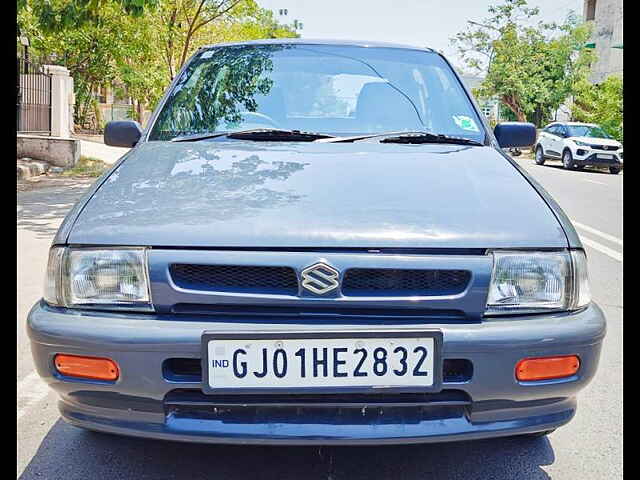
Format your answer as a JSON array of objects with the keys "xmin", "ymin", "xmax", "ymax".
[{"xmin": 78, "ymin": 138, "xmax": 130, "ymax": 164}]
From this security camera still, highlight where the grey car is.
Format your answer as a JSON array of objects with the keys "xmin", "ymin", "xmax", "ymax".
[{"xmin": 28, "ymin": 39, "xmax": 605, "ymax": 445}]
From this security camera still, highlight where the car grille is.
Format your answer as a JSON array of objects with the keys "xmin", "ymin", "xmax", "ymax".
[
  {"xmin": 585, "ymin": 154, "xmax": 619, "ymax": 165},
  {"xmin": 170, "ymin": 265, "xmax": 471, "ymax": 297},
  {"xmin": 170, "ymin": 264, "xmax": 298, "ymax": 295},
  {"xmin": 164, "ymin": 389, "xmax": 472, "ymax": 409},
  {"xmin": 164, "ymin": 389, "xmax": 471, "ymax": 427},
  {"xmin": 591, "ymin": 145, "xmax": 619, "ymax": 151},
  {"xmin": 163, "ymin": 358, "xmax": 473, "ymax": 383},
  {"xmin": 342, "ymin": 268, "xmax": 471, "ymax": 296}
]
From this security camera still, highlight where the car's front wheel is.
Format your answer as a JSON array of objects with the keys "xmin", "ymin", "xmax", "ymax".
[
  {"xmin": 535, "ymin": 145, "xmax": 545, "ymax": 165},
  {"xmin": 609, "ymin": 166, "xmax": 621, "ymax": 174},
  {"xmin": 562, "ymin": 150, "xmax": 576, "ymax": 170}
]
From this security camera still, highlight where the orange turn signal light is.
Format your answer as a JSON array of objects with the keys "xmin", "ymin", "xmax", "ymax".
[
  {"xmin": 516, "ymin": 355, "xmax": 580, "ymax": 381},
  {"xmin": 54, "ymin": 354, "xmax": 119, "ymax": 381}
]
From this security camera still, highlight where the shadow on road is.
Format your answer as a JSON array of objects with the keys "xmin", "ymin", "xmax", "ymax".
[
  {"xmin": 20, "ymin": 419, "xmax": 555, "ymax": 480},
  {"xmin": 528, "ymin": 162, "xmax": 619, "ymax": 176},
  {"xmin": 17, "ymin": 178, "xmax": 95, "ymax": 239}
]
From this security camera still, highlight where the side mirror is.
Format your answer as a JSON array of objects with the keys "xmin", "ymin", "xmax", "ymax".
[
  {"xmin": 494, "ymin": 122, "xmax": 536, "ymax": 148},
  {"xmin": 104, "ymin": 120, "xmax": 142, "ymax": 148}
]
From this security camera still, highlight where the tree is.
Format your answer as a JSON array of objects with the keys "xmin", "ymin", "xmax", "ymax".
[
  {"xmin": 451, "ymin": 0, "xmax": 541, "ymax": 74},
  {"xmin": 572, "ymin": 76, "xmax": 623, "ymax": 141},
  {"xmin": 18, "ymin": 0, "xmax": 296, "ymax": 128},
  {"xmin": 152, "ymin": 45, "xmax": 280, "ymax": 137},
  {"xmin": 451, "ymin": 0, "xmax": 594, "ymax": 125},
  {"xmin": 156, "ymin": 0, "xmax": 296, "ymax": 80},
  {"xmin": 22, "ymin": 0, "xmax": 159, "ymax": 31},
  {"xmin": 18, "ymin": 0, "xmax": 164, "ymax": 126}
]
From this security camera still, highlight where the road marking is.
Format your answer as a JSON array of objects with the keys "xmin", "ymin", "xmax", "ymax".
[
  {"xmin": 17, "ymin": 371, "xmax": 51, "ymax": 422},
  {"xmin": 579, "ymin": 236, "xmax": 622, "ymax": 262},
  {"xmin": 583, "ymin": 179, "xmax": 607, "ymax": 185},
  {"xmin": 571, "ymin": 220, "xmax": 622, "ymax": 246}
]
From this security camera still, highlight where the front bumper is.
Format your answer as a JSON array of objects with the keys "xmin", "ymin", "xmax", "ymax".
[
  {"xmin": 573, "ymin": 149, "xmax": 623, "ymax": 168},
  {"xmin": 27, "ymin": 301, "xmax": 606, "ymax": 445}
]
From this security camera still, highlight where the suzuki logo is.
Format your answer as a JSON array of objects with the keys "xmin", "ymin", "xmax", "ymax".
[{"xmin": 300, "ymin": 263, "xmax": 340, "ymax": 295}]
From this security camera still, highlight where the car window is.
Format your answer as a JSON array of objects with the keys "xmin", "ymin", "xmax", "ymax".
[
  {"xmin": 567, "ymin": 125, "xmax": 611, "ymax": 139},
  {"xmin": 149, "ymin": 44, "xmax": 485, "ymax": 142}
]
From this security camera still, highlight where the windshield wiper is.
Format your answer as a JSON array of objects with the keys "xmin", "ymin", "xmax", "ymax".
[
  {"xmin": 170, "ymin": 131, "xmax": 231, "ymax": 142},
  {"xmin": 170, "ymin": 128, "xmax": 481, "ymax": 145},
  {"xmin": 381, "ymin": 132, "xmax": 484, "ymax": 146},
  {"xmin": 171, "ymin": 128, "xmax": 335, "ymax": 142},
  {"xmin": 317, "ymin": 130, "xmax": 484, "ymax": 146}
]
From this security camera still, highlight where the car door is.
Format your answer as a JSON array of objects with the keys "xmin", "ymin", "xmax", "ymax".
[
  {"xmin": 545, "ymin": 125, "xmax": 562, "ymax": 157},
  {"xmin": 557, "ymin": 125, "xmax": 570, "ymax": 156},
  {"xmin": 538, "ymin": 125, "xmax": 555, "ymax": 156}
]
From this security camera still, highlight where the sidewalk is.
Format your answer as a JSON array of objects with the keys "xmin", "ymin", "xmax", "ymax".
[{"xmin": 79, "ymin": 139, "xmax": 130, "ymax": 165}]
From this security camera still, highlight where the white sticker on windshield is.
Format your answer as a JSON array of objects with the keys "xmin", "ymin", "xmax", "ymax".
[
  {"xmin": 200, "ymin": 50, "xmax": 215, "ymax": 59},
  {"xmin": 452, "ymin": 115, "xmax": 480, "ymax": 132}
]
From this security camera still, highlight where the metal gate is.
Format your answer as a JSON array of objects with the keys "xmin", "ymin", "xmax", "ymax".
[{"xmin": 17, "ymin": 55, "xmax": 52, "ymax": 135}]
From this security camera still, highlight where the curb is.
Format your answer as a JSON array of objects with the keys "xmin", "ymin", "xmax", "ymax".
[{"xmin": 17, "ymin": 158, "xmax": 61, "ymax": 180}]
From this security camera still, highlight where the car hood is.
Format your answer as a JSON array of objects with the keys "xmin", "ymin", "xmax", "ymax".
[
  {"xmin": 571, "ymin": 136, "xmax": 621, "ymax": 147},
  {"xmin": 67, "ymin": 140, "xmax": 567, "ymax": 249}
]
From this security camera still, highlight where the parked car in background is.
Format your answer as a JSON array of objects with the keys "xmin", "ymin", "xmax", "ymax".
[
  {"xmin": 28, "ymin": 39, "xmax": 604, "ymax": 446},
  {"xmin": 534, "ymin": 122, "xmax": 623, "ymax": 174}
]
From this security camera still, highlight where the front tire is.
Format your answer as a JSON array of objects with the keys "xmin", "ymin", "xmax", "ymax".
[
  {"xmin": 535, "ymin": 146, "xmax": 545, "ymax": 165},
  {"xmin": 562, "ymin": 149, "xmax": 576, "ymax": 170},
  {"xmin": 609, "ymin": 166, "xmax": 620, "ymax": 174}
]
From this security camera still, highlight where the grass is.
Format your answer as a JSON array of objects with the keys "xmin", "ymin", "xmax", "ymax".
[{"xmin": 62, "ymin": 156, "xmax": 110, "ymax": 178}]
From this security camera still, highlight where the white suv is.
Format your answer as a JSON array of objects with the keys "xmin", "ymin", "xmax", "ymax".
[{"xmin": 534, "ymin": 122, "xmax": 623, "ymax": 174}]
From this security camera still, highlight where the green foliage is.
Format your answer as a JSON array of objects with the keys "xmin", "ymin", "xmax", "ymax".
[
  {"xmin": 451, "ymin": 0, "xmax": 594, "ymax": 125},
  {"xmin": 572, "ymin": 76, "xmax": 623, "ymax": 142},
  {"xmin": 22, "ymin": 0, "xmax": 159, "ymax": 32},
  {"xmin": 62, "ymin": 155, "xmax": 110, "ymax": 177},
  {"xmin": 19, "ymin": 1, "xmax": 135, "ymax": 126},
  {"xmin": 499, "ymin": 103, "xmax": 517, "ymax": 121},
  {"xmin": 451, "ymin": 0, "xmax": 542, "ymax": 74},
  {"xmin": 18, "ymin": 0, "xmax": 296, "ymax": 129},
  {"xmin": 152, "ymin": 45, "xmax": 279, "ymax": 137},
  {"xmin": 156, "ymin": 1, "xmax": 297, "ymax": 80}
]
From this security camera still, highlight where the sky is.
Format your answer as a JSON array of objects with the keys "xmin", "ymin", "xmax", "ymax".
[{"xmin": 257, "ymin": 0, "xmax": 584, "ymax": 70}]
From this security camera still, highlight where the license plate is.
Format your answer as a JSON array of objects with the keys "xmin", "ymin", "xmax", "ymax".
[
  {"xmin": 597, "ymin": 154, "xmax": 614, "ymax": 159},
  {"xmin": 201, "ymin": 331, "xmax": 442, "ymax": 393}
]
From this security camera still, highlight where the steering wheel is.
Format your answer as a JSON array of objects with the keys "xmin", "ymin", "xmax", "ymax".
[{"xmin": 238, "ymin": 111, "xmax": 280, "ymax": 128}]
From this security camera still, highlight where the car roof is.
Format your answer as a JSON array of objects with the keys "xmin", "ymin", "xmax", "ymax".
[{"xmin": 199, "ymin": 38, "xmax": 435, "ymax": 53}]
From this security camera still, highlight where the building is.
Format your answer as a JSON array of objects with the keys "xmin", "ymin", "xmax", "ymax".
[
  {"xmin": 460, "ymin": 75, "xmax": 500, "ymax": 124},
  {"xmin": 583, "ymin": 0, "xmax": 623, "ymax": 83}
]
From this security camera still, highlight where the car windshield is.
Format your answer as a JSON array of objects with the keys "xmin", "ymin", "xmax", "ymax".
[
  {"xmin": 149, "ymin": 44, "xmax": 485, "ymax": 142},
  {"xmin": 567, "ymin": 125, "xmax": 611, "ymax": 139}
]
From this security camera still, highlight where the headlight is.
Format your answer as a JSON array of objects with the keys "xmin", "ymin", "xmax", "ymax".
[
  {"xmin": 485, "ymin": 250, "xmax": 590, "ymax": 315},
  {"xmin": 44, "ymin": 247, "xmax": 66, "ymax": 306},
  {"xmin": 574, "ymin": 140, "xmax": 591, "ymax": 147},
  {"xmin": 43, "ymin": 247, "xmax": 152, "ymax": 311}
]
